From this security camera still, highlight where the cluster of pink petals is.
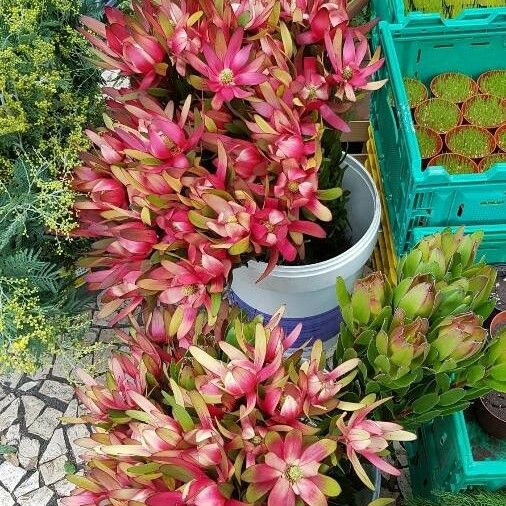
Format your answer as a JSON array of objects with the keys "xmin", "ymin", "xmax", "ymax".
[
  {"xmin": 63, "ymin": 308, "xmax": 414, "ymax": 506},
  {"xmin": 75, "ymin": 0, "xmax": 385, "ymax": 337}
]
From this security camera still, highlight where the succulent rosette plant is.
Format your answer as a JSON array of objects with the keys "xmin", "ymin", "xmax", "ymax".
[
  {"xmin": 63, "ymin": 306, "xmax": 413, "ymax": 506},
  {"xmin": 74, "ymin": 0, "xmax": 386, "ymax": 335},
  {"xmin": 334, "ymin": 229, "xmax": 506, "ymax": 428}
]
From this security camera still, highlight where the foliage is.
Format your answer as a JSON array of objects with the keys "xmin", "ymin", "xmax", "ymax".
[
  {"xmin": 463, "ymin": 94, "xmax": 506, "ymax": 128},
  {"xmin": 430, "ymin": 153, "xmax": 477, "ymax": 175},
  {"xmin": 62, "ymin": 305, "xmax": 414, "ymax": 506},
  {"xmin": 404, "ymin": 0, "xmax": 505, "ymax": 18},
  {"xmin": 403, "ymin": 78, "xmax": 428, "ymax": 109},
  {"xmin": 406, "ymin": 490, "xmax": 506, "ymax": 506},
  {"xmin": 479, "ymin": 70, "xmax": 506, "ymax": 99},
  {"xmin": 415, "ymin": 98, "xmax": 461, "ymax": 133},
  {"xmin": 446, "ymin": 126, "xmax": 494, "ymax": 159},
  {"xmin": 334, "ymin": 228, "xmax": 505, "ymax": 429},
  {"xmin": 0, "ymin": 0, "xmax": 104, "ymax": 372},
  {"xmin": 430, "ymin": 72, "xmax": 476, "ymax": 103},
  {"xmin": 75, "ymin": 0, "xmax": 386, "ymax": 335},
  {"xmin": 415, "ymin": 126, "xmax": 440, "ymax": 159}
]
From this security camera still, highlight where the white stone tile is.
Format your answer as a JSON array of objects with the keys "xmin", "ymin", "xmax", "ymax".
[
  {"xmin": 0, "ymin": 399, "xmax": 20, "ymax": 433},
  {"xmin": 54, "ymin": 478, "xmax": 75, "ymax": 497},
  {"xmin": 0, "ymin": 394, "xmax": 16, "ymax": 414},
  {"xmin": 40, "ymin": 428, "xmax": 67, "ymax": 464},
  {"xmin": 13, "ymin": 472, "xmax": 39, "ymax": 498},
  {"xmin": 66, "ymin": 424, "xmax": 90, "ymax": 464},
  {"xmin": 0, "ymin": 486, "xmax": 14, "ymax": 506},
  {"xmin": 18, "ymin": 485, "xmax": 54, "ymax": 506},
  {"xmin": 39, "ymin": 380, "xmax": 75, "ymax": 403},
  {"xmin": 63, "ymin": 400, "xmax": 77, "ymax": 419},
  {"xmin": 18, "ymin": 437, "xmax": 40, "ymax": 470},
  {"xmin": 28, "ymin": 407, "xmax": 61, "ymax": 439},
  {"xmin": 4, "ymin": 423, "xmax": 20, "ymax": 445},
  {"xmin": 27, "ymin": 368, "xmax": 50, "ymax": 382},
  {"xmin": 0, "ymin": 461, "xmax": 26, "ymax": 492},
  {"xmin": 40, "ymin": 454, "xmax": 67, "ymax": 485},
  {"xmin": 1, "ymin": 372, "xmax": 22, "ymax": 389},
  {"xmin": 18, "ymin": 382, "xmax": 38, "ymax": 392},
  {"xmin": 22, "ymin": 396, "xmax": 45, "ymax": 428}
]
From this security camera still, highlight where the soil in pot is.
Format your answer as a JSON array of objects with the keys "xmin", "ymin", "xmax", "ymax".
[
  {"xmin": 496, "ymin": 124, "xmax": 506, "ymax": 153},
  {"xmin": 446, "ymin": 125, "xmax": 496, "ymax": 159},
  {"xmin": 428, "ymin": 153, "xmax": 478, "ymax": 175},
  {"xmin": 404, "ymin": 77, "xmax": 428, "ymax": 109},
  {"xmin": 479, "ymin": 153, "xmax": 506, "ymax": 172},
  {"xmin": 476, "ymin": 391, "xmax": 506, "ymax": 439},
  {"xmin": 415, "ymin": 98, "xmax": 461, "ymax": 134},
  {"xmin": 416, "ymin": 125, "xmax": 442, "ymax": 159},
  {"xmin": 478, "ymin": 70, "xmax": 506, "ymax": 99},
  {"xmin": 462, "ymin": 94, "xmax": 506, "ymax": 129},
  {"xmin": 431, "ymin": 72, "xmax": 477, "ymax": 103}
]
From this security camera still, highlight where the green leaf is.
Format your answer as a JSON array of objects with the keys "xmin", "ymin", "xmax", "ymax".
[
  {"xmin": 466, "ymin": 364, "xmax": 486, "ymax": 384},
  {"xmin": 412, "ymin": 393, "xmax": 440, "ymax": 414},
  {"xmin": 127, "ymin": 463, "xmax": 160, "ymax": 475},
  {"xmin": 438, "ymin": 388, "xmax": 466, "ymax": 406},
  {"xmin": 0, "ymin": 445, "xmax": 17, "ymax": 455},
  {"xmin": 237, "ymin": 10, "xmax": 251, "ymax": 26},
  {"xmin": 368, "ymin": 499, "xmax": 395, "ymax": 506},
  {"xmin": 435, "ymin": 373, "xmax": 451, "ymax": 392},
  {"xmin": 229, "ymin": 236, "xmax": 251, "ymax": 255},
  {"xmin": 125, "ymin": 410, "xmax": 151, "ymax": 423},
  {"xmin": 336, "ymin": 277, "xmax": 350, "ymax": 306},
  {"xmin": 374, "ymin": 355, "xmax": 391, "ymax": 374},
  {"xmin": 172, "ymin": 405, "xmax": 195, "ymax": 432},
  {"xmin": 160, "ymin": 464, "xmax": 195, "ymax": 482},
  {"xmin": 317, "ymin": 187, "xmax": 343, "ymax": 201},
  {"xmin": 489, "ymin": 363, "xmax": 506, "ymax": 381}
]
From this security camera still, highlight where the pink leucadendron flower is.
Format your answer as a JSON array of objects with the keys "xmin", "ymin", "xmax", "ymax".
[
  {"xmin": 242, "ymin": 430, "xmax": 340, "ymax": 506},
  {"xmin": 187, "ymin": 28, "xmax": 267, "ymax": 109}
]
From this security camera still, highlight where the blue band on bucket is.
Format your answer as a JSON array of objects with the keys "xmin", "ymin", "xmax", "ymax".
[{"xmin": 227, "ymin": 290, "xmax": 342, "ymax": 347}]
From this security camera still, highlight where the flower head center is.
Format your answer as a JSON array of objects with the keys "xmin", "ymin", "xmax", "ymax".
[
  {"xmin": 263, "ymin": 221, "xmax": 275, "ymax": 233},
  {"xmin": 342, "ymin": 66, "xmax": 353, "ymax": 81},
  {"xmin": 305, "ymin": 84, "xmax": 319, "ymax": 100},
  {"xmin": 219, "ymin": 68, "xmax": 235, "ymax": 85},
  {"xmin": 285, "ymin": 464, "xmax": 303, "ymax": 483},
  {"xmin": 287, "ymin": 181, "xmax": 299, "ymax": 193},
  {"xmin": 226, "ymin": 215, "xmax": 238, "ymax": 224},
  {"xmin": 183, "ymin": 284, "xmax": 197, "ymax": 296},
  {"xmin": 251, "ymin": 435, "xmax": 262, "ymax": 445}
]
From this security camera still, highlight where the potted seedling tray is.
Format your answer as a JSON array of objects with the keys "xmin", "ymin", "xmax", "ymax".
[
  {"xmin": 370, "ymin": 13, "xmax": 506, "ymax": 259},
  {"xmin": 462, "ymin": 94, "xmax": 506, "ymax": 128},
  {"xmin": 431, "ymin": 72, "xmax": 478, "ymax": 103},
  {"xmin": 478, "ymin": 70, "xmax": 506, "ymax": 99},
  {"xmin": 404, "ymin": 77, "xmax": 429, "ymax": 108}
]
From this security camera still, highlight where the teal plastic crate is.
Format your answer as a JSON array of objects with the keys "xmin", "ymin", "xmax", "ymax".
[
  {"xmin": 370, "ymin": 13, "xmax": 506, "ymax": 260},
  {"xmin": 408, "ymin": 411, "xmax": 506, "ymax": 496},
  {"xmin": 371, "ymin": 1, "xmax": 506, "ymax": 24}
]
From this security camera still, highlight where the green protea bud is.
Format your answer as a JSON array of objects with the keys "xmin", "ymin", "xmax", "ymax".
[
  {"xmin": 388, "ymin": 316, "xmax": 430, "ymax": 368},
  {"xmin": 350, "ymin": 272, "xmax": 392, "ymax": 324},
  {"xmin": 393, "ymin": 274, "xmax": 436, "ymax": 320},
  {"xmin": 429, "ymin": 313, "xmax": 486, "ymax": 364}
]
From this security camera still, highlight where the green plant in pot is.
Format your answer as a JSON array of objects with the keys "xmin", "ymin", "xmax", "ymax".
[
  {"xmin": 334, "ymin": 228, "xmax": 505, "ymax": 429},
  {"xmin": 416, "ymin": 126, "xmax": 442, "ymax": 160},
  {"xmin": 404, "ymin": 77, "xmax": 429, "ymax": 109},
  {"xmin": 430, "ymin": 72, "xmax": 477, "ymax": 103},
  {"xmin": 446, "ymin": 125, "xmax": 496, "ymax": 159},
  {"xmin": 479, "ymin": 153, "xmax": 506, "ymax": 172},
  {"xmin": 428, "ymin": 153, "xmax": 478, "ymax": 175},
  {"xmin": 414, "ymin": 98, "xmax": 461, "ymax": 134},
  {"xmin": 406, "ymin": 490, "xmax": 506, "ymax": 506},
  {"xmin": 478, "ymin": 70, "xmax": 506, "ymax": 99},
  {"xmin": 496, "ymin": 124, "xmax": 506, "ymax": 153},
  {"xmin": 462, "ymin": 94, "xmax": 506, "ymax": 129}
]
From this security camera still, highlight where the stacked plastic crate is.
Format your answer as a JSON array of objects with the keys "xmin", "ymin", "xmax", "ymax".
[{"xmin": 368, "ymin": 6, "xmax": 506, "ymax": 266}]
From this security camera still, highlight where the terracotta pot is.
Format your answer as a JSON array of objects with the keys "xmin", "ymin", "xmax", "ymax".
[
  {"xmin": 414, "ymin": 98, "xmax": 462, "ymax": 134},
  {"xmin": 430, "ymin": 72, "xmax": 478, "ymax": 103},
  {"xmin": 490, "ymin": 310, "xmax": 506, "ymax": 337},
  {"xmin": 428, "ymin": 153, "xmax": 479, "ymax": 175},
  {"xmin": 479, "ymin": 153, "xmax": 506, "ymax": 172},
  {"xmin": 478, "ymin": 70, "xmax": 506, "ymax": 99},
  {"xmin": 475, "ymin": 392, "xmax": 506, "ymax": 440},
  {"xmin": 446, "ymin": 125, "xmax": 496, "ymax": 159},
  {"xmin": 404, "ymin": 77, "xmax": 429, "ymax": 109},
  {"xmin": 462, "ymin": 94, "xmax": 506, "ymax": 129},
  {"xmin": 415, "ymin": 125, "xmax": 443, "ymax": 159},
  {"xmin": 496, "ymin": 123, "xmax": 506, "ymax": 153}
]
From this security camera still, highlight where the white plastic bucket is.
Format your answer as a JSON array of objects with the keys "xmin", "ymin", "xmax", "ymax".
[{"xmin": 229, "ymin": 155, "xmax": 381, "ymax": 348}]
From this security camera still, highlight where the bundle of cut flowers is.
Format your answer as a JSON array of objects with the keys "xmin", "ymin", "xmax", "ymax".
[
  {"xmin": 74, "ymin": 0, "xmax": 385, "ymax": 337},
  {"xmin": 63, "ymin": 305, "xmax": 414, "ymax": 506}
]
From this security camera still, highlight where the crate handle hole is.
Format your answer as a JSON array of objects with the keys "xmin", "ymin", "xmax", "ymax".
[
  {"xmin": 440, "ymin": 433, "xmax": 447, "ymax": 446},
  {"xmin": 457, "ymin": 204, "xmax": 464, "ymax": 217},
  {"xmin": 416, "ymin": 49, "xmax": 421, "ymax": 64},
  {"xmin": 471, "ymin": 41, "xmax": 490, "ymax": 47}
]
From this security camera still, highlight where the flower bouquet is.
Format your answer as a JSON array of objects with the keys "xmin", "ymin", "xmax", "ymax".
[
  {"xmin": 74, "ymin": 0, "xmax": 386, "ymax": 341},
  {"xmin": 63, "ymin": 304, "xmax": 414, "ymax": 506}
]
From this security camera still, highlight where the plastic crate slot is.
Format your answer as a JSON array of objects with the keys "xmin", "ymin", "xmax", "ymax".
[
  {"xmin": 470, "ymin": 41, "xmax": 491, "ymax": 46},
  {"xmin": 457, "ymin": 204, "xmax": 464, "ymax": 217}
]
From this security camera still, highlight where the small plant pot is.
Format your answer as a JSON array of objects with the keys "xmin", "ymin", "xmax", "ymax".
[
  {"xmin": 475, "ymin": 391, "xmax": 506, "ymax": 440},
  {"xmin": 404, "ymin": 77, "xmax": 429, "ymax": 109},
  {"xmin": 479, "ymin": 153, "xmax": 506, "ymax": 172},
  {"xmin": 490, "ymin": 310, "xmax": 506, "ymax": 338},
  {"xmin": 496, "ymin": 124, "xmax": 506, "ymax": 153},
  {"xmin": 462, "ymin": 94, "xmax": 506, "ymax": 129},
  {"xmin": 414, "ymin": 98, "xmax": 462, "ymax": 134},
  {"xmin": 430, "ymin": 72, "xmax": 478, "ymax": 103},
  {"xmin": 428, "ymin": 153, "xmax": 479, "ymax": 175},
  {"xmin": 446, "ymin": 125, "xmax": 496, "ymax": 159},
  {"xmin": 478, "ymin": 70, "xmax": 506, "ymax": 99},
  {"xmin": 415, "ymin": 125, "xmax": 443, "ymax": 159}
]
